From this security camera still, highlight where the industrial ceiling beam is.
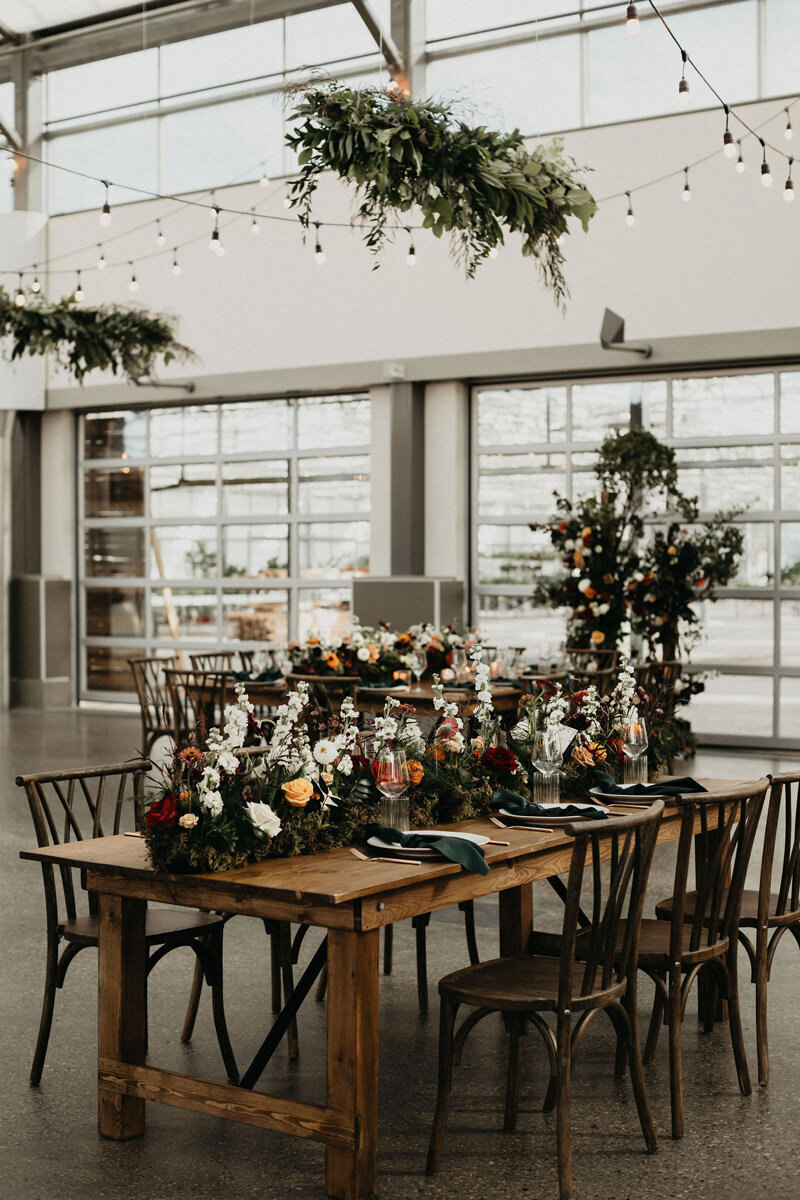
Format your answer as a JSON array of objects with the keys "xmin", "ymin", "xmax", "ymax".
[{"xmin": 351, "ymin": 0, "xmax": 407, "ymax": 93}]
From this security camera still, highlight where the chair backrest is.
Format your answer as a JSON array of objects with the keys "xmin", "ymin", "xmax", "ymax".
[
  {"xmin": 128, "ymin": 655, "xmax": 176, "ymax": 731},
  {"xmin": 568, "ymin": 665, "xmax": 618, "ymax": 696},
  {"xmin": 567, "ymin": 648, "xmax": 619, "ymax": 672},
  {"xmin": 762, "ymin": 772, "xmax": 800, "ymax": 920},
  {"xmin": 634, "ymin": 660, "xmax": 682, "ymax": 704},
  {"xmin": 557, "ymin": 802, "xmax": 664, "ymax": 1008},
  {"xmin": 165, "ymin": 668, "xmax": 232, "ymax": 746},
  {"xmin": 189, "ymin": 651, "xmax": 234, "ymax": 672},
  {"xmin": 16, "ymin": 760, "xmax": 150, "ymax": 928},
  {"xmin": 668, "ymin": 779, "xmax": 769, "ymax": 955}
]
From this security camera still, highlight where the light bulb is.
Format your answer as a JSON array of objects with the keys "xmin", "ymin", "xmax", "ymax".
[
  {"xmin": 209, "ymin": 228, "xmax": 222, "ymax": 254},
  {"xmin": 251, "ymin": 216, "xmax": 261, "ymax": 234},
  {"xmin": 736, "ymin": 144, "xmax": 746, "ymax": 173},
  {"xmin": 682, "ymin": 171, "xmax": 692, "ymax": 202},
  {"xmin": 100, "ymin": 202, "xmax": 111, "ymax": 226},
  {"xmin": 678, "ymin": 77, "xmax": 690, "ymax": 107},
  {"xmin": 487, "ymin": 244, "xmax": 499, "ymax": 259},
  {"xmin": 406, "ymin": 244, "xmax": 417, "ymax": 265},
  {"xmin": 129, "ymin": 264, "xmax": 138, "ymax": 292},
  {"xmin": 30, "ymin": 277, "xmax": 40, "ymax": 294},
  {"xmin": 74, "ymin": 281, "xmax": 84, "ymax": 303},
  {"xmin": 97, "ymin": 247, "xmax": 106, "ymax": 269},
  {"xmin": 283, "ymin": 195, "xmax": 293, "ymax": 209},
  {"xmin": 761, "ymin": 161, "xmax": 773, "ymax": 187},
  {"xmin": 260, "ymin": 172, "xmax": 270, "ymax": 187},
  {"xmin": 786, "ymin": 110, "xmax": 793, "ymax": 141},
  {"xmin": 14, "ymin": 278, "xmax": 25, "ymax": 307},
  {"xmin": 785, "ymin": 177, "xmax": 795, "ymax": 203},
  {"xmin": 625, "ymin": 194, "xmax": 635, "ymax": 226},
  {"xmin": 723, "ymin": 130, "xmax": 736, "ymax": 158},
  {"xmin": 556, "ymin": 233, "xmax": 565, "ymax": 246},
  {"xmin": 216, "ymin": 242, "xmax": 225, "ymax": 257},
  {"xmin": 171, "ymin": 251, "xmax": 182, "ymax": 276},
  {"xmin": 156, "ymin": 223, "xmax": 165, "ymax": 245},
  {"xmin": 7, "ymin": 155, "xmax": 17, "ymax": 173},
  {"xmin": 625, "ymin": 3, "xmax": 640, "ymax": 35},
  {"xmin": 315, "ymin": 245, "xmax": 326, "ymax": 265}
]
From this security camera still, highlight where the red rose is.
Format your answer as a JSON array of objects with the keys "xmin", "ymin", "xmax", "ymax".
[
  {"xmin": 484, "ymin": 747, "xmax": 517, "ymax": 774},
  {"xmin": 145, "ymin": 794, "xmax": 179, "ymax": 828}
]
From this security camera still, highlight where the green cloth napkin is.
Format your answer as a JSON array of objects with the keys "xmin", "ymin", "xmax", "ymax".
[
  {"xmin": 365, "ymin": 822, "xmax": 489, "ymax": 875},
  {"xmin": 233, "ymin": 667, "xmax": 283, "ymax": 683},
  {"xmin": 358, "ymin": 680, "xmax": 403, "ymax": 690},
  {"xmin": 593, "ymin": 772, "xmax": 707, "ymax": 796},
  {"xmin": 491, "ymin": 788, "xmax": 609, "ymax": 821}
]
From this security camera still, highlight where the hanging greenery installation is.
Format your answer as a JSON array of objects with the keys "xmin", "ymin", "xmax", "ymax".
[{"xmin": 286, "ymin": 83, "xmax": 597, "ymax": 303}]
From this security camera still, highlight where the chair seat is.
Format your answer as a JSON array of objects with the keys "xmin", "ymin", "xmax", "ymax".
[
  {"xmin": 609, "ymin": 918, "xmax": 728, "ymax": 968},
  {"xmin": 63, "ymin": 908, "xmax": 224, "ymax": 946},
  {"xmin": 655, "ymin": 889, "xmax": 800, "ymax": 930},
  {"xmin": 438, "ymin": 954, "xmax": 625, "ymax": 1013}
]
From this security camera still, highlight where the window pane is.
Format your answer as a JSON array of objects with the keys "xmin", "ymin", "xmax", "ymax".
[
  {"xmin": 151, "ymin": 588, "xmax": 218, "ymax": 640},
  {"xmin": 765, "ymin": 0, "xmax": 800, "ymax": 95},
  {"xmin": 47, "ymin": 50, "xmax": 158, "ymax": 122},
  {"xmin": 780, "ymin": 445, "xmax": 800, "ymax": 510},
  {"xmin": 150, "ymin": 406, "xmax": 218, "ymax": 457},
  {"xmin": 778, "ymin": 677, "xmax": 800, "ymax": 739},
  {"xmin": 780, "ymin": 522, "xmax": 800, "ymax": 584},
  {"xmin": 477, "ymin": 386, "xmax": 567, "ymax": 447},
  {"xmin": 162, "ymin": 94, "xmax": 284, "ymax": 194},
  {"xmin": 426, "ymin": 1, "xmax": 573, "ymax": 41},
  {"xmin": 672, "ymin": 374, "xmax": 774, "ymax": 438},
  {"xmin": 478, "ymin": 526, "xmax": 556, "ymax": 586},
  {"xmin": 692, "ymin": 598, "xmax": 774, "ymax": 665},
  {"xmin": 160, "ymin": 22, "xmax": 283, "ymax": 94},
  {"xmin": 84, "ymin": 410, "xmax": 147, "ymax": 460},
  {"xmin": 222, "ymin": 588, "xmax": 288, "ymax": 642},
  {"xmin": 221, "ymin": 400, "xmax": 292, "ymax": 455},
  {"xmin": 298, "ymin": 521, "xmax": 370, "ymax": 579},
  {"xmin": 85, "ymin": 466, "xmax": 145, "ymax": 517},
  {"xmin": 297, "ymin": 456, "xmax": 370, "ymax": 514},
  {"xmin": 588, "ymin": 22, "xmax": 675, "ymax": 124},
  {"xmin": 150, "ymin": 527, "xmax": 218, "ymax": 579},
  {"xmin": 286, "ymin": 1, "xmax": 388, "ymax": 67},
  {"xmin": 781, "ymin": 601, "xmax": 800, "ymax": 665},
  {"xmin": 428, "ymin": 35, "xmax": 580, "ymax": 134},
  {"xmin": 298, "ymin": 588, "xmax": 352, "ymax": 640},
  {"xmin": 85, "ymin": 646, "xmax": 138, "ymax": 694},
  {"xmin": 297, "ymin": 395, "xmax": 370, "ymax": 448},
  {"xmin": 677, "ymin": 446, "xmax": 773, "ymax": 511},
  {"xmin": 690, "ymin": 673, "xmax": 773, "ymax": 738},
  {"xmin": 728, "ymin": 523, "xmax": 773, "ymax": 588},
  {"xmin": 48, "ymin": 121, "xmax": 158, "ymax": 213},
  {"xmin": 476, "ymin": 593, "xmax": 564, "ymax": 651},
  {"xmin": 223, "ymin": 525, "xmax": 289, "ymax": 578},
  {"xmin": 222, "ymin": 460, "xmax": 289, "ymax": 516},
  {"xmin": 479, "ymin": 452, "xmax": 567, "ymax": 517},
  {"xmin": 85, "ymin": 587, "xmax": 145, "ymax": 638},
  {"xmin": 780, "ymin": 372, "xmax": 800, "ymax": 433},
  {"xmin": 85, "ymin": 528, "xmax": 146, "ymax": 578},
  {"xmin": 150, "ymin": 463, "xmax": 217, "ymax": 519}
]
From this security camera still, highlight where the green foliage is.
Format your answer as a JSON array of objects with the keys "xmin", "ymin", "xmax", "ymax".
[
  {"xmin": 285, "ymin": 83, "xmax": 597, "ymax": 303},
  {"xmin": 0, "ymin": 289, "xmax": 192, "ymax": 384}
]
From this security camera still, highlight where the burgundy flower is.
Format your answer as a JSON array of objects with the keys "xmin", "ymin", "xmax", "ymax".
[
  {"xmin": 145, "ymin": 794, "xmax": 179, "ymax": 828},
  {"xmin": 484, "ymin": 747, "xmax": 517, "ymax": 774}
]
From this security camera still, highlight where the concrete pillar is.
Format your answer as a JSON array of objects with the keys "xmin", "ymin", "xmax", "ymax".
[{"xmin": 423, "ymin": 380, "xmax": 469, "ymax": 582}]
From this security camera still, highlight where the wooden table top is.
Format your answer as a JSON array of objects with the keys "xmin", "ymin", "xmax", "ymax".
[
  {"xmin": 19, "ymin": 778, "xmax": 752, "ymax": 909},
  {"xmin": 355, "ymin": 680, "xmax": 523, "ymax": 708}
]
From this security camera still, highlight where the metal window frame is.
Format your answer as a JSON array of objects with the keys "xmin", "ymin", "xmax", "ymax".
[
  {"xmin": 470, "ymin": 363, "xmax": 800, "ymax": 750},
  {"xmin": 77, "ymin": 392, "xmax": 372, "ymax": 702}
]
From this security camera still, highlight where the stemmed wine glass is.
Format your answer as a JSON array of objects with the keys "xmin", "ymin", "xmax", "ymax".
[
  {"xmin": 533, "ymin": 726, "xmax": 563, "ymax": 806},
  {"xmin": 408, "ymin": 650, "xmax": 426, "ymax": 684},
  {"xmin": 622, "ymin": 712, "xmax": 649, "ymax": 787},
  {"xmin": 374, "ymin": 746, "xmax": 409, "ymax": 830}
]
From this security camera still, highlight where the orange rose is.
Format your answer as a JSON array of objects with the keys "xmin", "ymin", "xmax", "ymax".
[
  {"xmin": 590, "ymin": 630, "xmax": 606, "ymax": 645},
  {"xmin": 574, "ymin": 551, "xmax": 585, "ymax": 569},
  {"xmin": 584, "ymin": 586, "xmax": 596, "ymax": 600},
  {"xmin": 307, "ymin": 636, "xmax": 319, "ymax": 645},
  {"xmin": 406, "ymin": 759, "xmax": 424, "ymax": 785},
  {"xmin": 581, "ymin": 526, "xmax": 592, "ymax": 539},
  {"xmin": 587, "ymin": 741, "xmax": 607, "ymax": 763},
  {"xmin": 282, "ymin": 778, "xmax": 314, "ymax": 807},
  {"xmin": 603, "ymin": 573, "xmax": 614, "ymax": 585},
  {"xmin": 427, "ymin": 745, "xmax": 446, "ymax": 763},
  {"xmin": 326, "ymin": 652, "xmax": 341, "ymax": 670}
]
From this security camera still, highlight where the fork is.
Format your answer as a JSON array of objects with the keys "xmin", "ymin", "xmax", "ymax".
[
  {"xmin": 349, "ymin": 846, "xmax": 423, "ymax": 866},
  {"xmin": 490, "ymin": 815, "xmax": 555, "ymax": 833}
]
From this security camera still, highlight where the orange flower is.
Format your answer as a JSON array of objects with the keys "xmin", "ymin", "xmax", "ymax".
[
  {"xmin": 178, "ymin": 791, "xmax": 191, "ymax": 802},
  {"xmin": 603, "ymin": 573, "xmax": 614, "ymax": 585},
  {"xmin": 282, "ymin": 778, "xmax": 314, "ymax": 807},
  {"xmin": 587, "ymin": 741, "xmax": 607, "ymax": 763},
  {"xmin": 307, "ymin": 636, "xmax": 320, "ymax": 645},
  {"xmin": 367, "ymin": 644, "xmax": 380, "ymax": 663},
  {"xmin": 590, "ymin": 629, "xmax": 606, "ymax": 645},
  {"xmin": 326, "ymin": 652, "xmax": 341, "ymax": 670},
  {"xmin": 574, "ymin": 551, "xmax": 585, "ymax": 569},
  {"xmin": 584, "ymin": 586, "xmax": 596, "ymax": 600},
  {"xmin": 396, "ymin": 633, "xmax": 411, "ymax": 647},
  {"xmin": 427, "ymin": 745, "xmax": 446, "ymax": 763},
  {"xmin": 406, "ymin": 759, "xmax": 424, "ymax": 785},
  {"xmin": 178, "ymin": 746, "xmax": 203, "ymax": 764},
  {"xmin": 667, "ymin": 545, "xmax": 678, "ymax": 557},
  {"xmin": 581, "ymin": 526, "xmax": 592, "ymax": 540}
]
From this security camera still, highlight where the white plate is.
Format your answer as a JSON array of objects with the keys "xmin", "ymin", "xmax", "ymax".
[
  {"xmin": 360, "ymin": 684, "xmax": 407, "ymax": 693},
  {"xmin": 367, "ymin": 829, "xmax": 490, "ymax": 860},
  {"xmin": 589, "ymin": 786, "xmax": 667, "ymax": 804},
  {"xmin": 496, "ymin": 803, "xmax": 608, "ymax": 828}
]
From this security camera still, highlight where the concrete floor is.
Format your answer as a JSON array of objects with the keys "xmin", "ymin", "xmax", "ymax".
[{"xmin": 3, "ymin": 708, "xmax": 800, "ymax": 1200}]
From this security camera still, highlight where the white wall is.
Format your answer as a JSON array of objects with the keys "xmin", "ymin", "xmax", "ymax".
[
  {"xmin": 42, "ymin": 97, "xmax": 800, "ymax": 406},
  {"xmin": 0, "ymin": 210, "xmax": 47, "ymax": 410}
]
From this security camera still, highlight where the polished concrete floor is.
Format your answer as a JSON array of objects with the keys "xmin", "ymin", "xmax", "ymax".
[{"xmin": 3, "ymin": 708, "xmax": 800, "ymax": 1199}]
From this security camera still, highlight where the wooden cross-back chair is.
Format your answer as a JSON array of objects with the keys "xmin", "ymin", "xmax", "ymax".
[
  {"xmin": 427, "ymin": 803, "xmax": 664, "ymax": 1200},
  {"xmin": 165, "ymin": 668, "xmax": 232, "ymax": 747},
  {"xmin": 128, "ymin": 655, "xmax": 177, "ymax": 755},
  {"xmin": 567, "ymin": 665, "xmax": 618, "ymax": 696},
  {"xmin": 17, "ymin": 760, "xmax": 237, "ymax": 1086},
  {"xmin": 567, "ymin": 648, "xmax": 619, "ymax": 672},
  {"xmin": 189, "ymin": 651, "xmax": 235, "ymax": 672},
  {"xmin": 646, "ymin": 779, "xmax": 769, "ymax": 1137}
]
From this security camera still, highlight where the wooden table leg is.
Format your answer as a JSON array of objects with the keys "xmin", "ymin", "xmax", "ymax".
[
  {"xmin": 325, "ymin": 928, "xmax": 380, "ymax": 1200},
  {"xmin": 694, "ymin": 826, "xmax": 728, "ymax": 1024},
  {"xmin": 97, "ymin": 892, "xmax": 147, "ymax": 1139},
  {"xmin": 499, "ymin": 883, "xmax": 533, "ymax": 957}
]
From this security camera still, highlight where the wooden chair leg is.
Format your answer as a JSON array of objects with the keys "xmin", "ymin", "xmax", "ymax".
[
  {"xmin": 383, "ymin": 924, "xmax": 394, "ymax": 976},
  {"xmin": 667, "ymin": 967, "xmax": 684, "ymax": 1140},
  {"xmin": 622, "ymin": 990, "xmax": 658, "ymax": 1154},
  {"xmin": 207, "ymin": 926, "xmax": 239, "ymax": 1084},
  {"xmin": 279, "ymin": 922, "xmax": 299, "ymax": 1061},
  {"xmin": 555, "ymin": 1012, "xmax": 573, "ymax": 1200},
  {"xmin": 643, "ymin": 973, "xmax": 665, "ymax": 1065},
  {"xmin": 754, "ymin": 929, "xmax": 770, "ymax": 1087},
  {"xmin": 504, "ymin": 1016, "xmax": 523, "ymax": 1132},
  {"xmin": 724, "ymin": 953, "xmax": 752, "ymax": 1097},
  {"xmin": 30, "ymin": 934, "xmax": 59, "ymax": 1087},
  {"xmin": 413, "ymin": 913, "xmax": 431, "ymax": 1014},
  {"xmin": 425, "ymin": 994, "xmax": 459, "ymax": 1174},
  {"xmin": 315, "ymin": 961, "xmax": 328, "ymax": 1002},
  {"xmin": 459, "ymin": 900, "xmax": 480, "ymax": 965},
  {"xmin": 180, "ymin": 952, "xmax": 205, "ymax": 1044}
]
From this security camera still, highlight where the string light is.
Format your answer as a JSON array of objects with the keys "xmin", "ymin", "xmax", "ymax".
[
  {"xmin": 722, "ymin": 106, "xmax": 736, "ymax": 158},
  {"xmin": 171, "ymin": 248, "xmax": 182, "ymax": 276},
  {"xmin": 404, "ymin": 226, "xmax": 416, "ymax": 265},
  {"xmin": 156, "ymin": 222, "xmax": 165, "ymax": 246},
  {"xmin": 210, "ymin": 202, "xmax": 220, "ymax": 228},
  {"xmin": 736, "ymin": 140, "xmax": 746, "ymax": 172},
  {"xmin": 259, "ymin": 167, "xmax": 270, "ymax": 187},
  {"xmin": 625, "ymin": 192, "xmax": 636, "ymax": 226},
  {"xmin": 487, "ymin": 243, "xmax": 500, "ymax": 259},
  {"xmin": 283, "ymin": 195, "xmax": 293, "ymax": 209},
  {"xmin": 677, "ymin": 50, "xmax": 690, "ymax": 107},
  {"xmin": 73, "ymin": 271, "xmax": 84, "ymax": 303},
  {"xmin": 96, "ymin": 244, "xmax": 106, "ymax": 269},
  {"xmin": 99, "ymin": 180, "xmax": 111, "ymax": 226},
  {"xmin": 251, "ymin": 208, "xmax": 261, "ymax": 234},
  {"xmin": 625, "ymin": 3, "xmax": 640, "ymax": 36},
  {"xmin": 128, "ymin": 262, "xmax": 138, "ymax": 292},
  {"xmin": 760, "ymin": 139, "xmax": 773, "ymax": 187},
  {"xmin": 14, "ymin": 273, "xmax": 25, "ymax": 307},
  {"xmin": 786, "ymin": 108, "xmax": 793, "ymax": 141},
  {"xmin": 313, "ymin": 222, "xmax": 326, "ymax": 264},
  {"xmin": 556, "ymin": 232, "xmax": 565, "ymax": 246},
  {"xmin": 30, "ymin": 268, "xmax": 40, "ymax": 294},
  {"xmin": 209, "ymin": 209, "xmax": 224, "ymax": 255},
  {"xmin": 785, "ymin": 157, "xmax": 795, "ymax": 203},
  {"xmin": 682, "ymin": 167, "xmax": 692, "ymax": 201}
]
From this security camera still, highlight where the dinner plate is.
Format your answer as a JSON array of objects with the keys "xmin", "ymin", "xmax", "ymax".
[
  {"xmin": 496, "ymin": 803, "xmax": 608, "ymax": 828},
  {"xmin": 589, "ymin": 786, "xmax": 667, "ymax": 805},
  {"xmin": 366, "ymin": 829, "xmax": 490, "ymax": 860},
  {"xmin": 360, "ymin": 684, "xmax": 408, "ymax": 693}
]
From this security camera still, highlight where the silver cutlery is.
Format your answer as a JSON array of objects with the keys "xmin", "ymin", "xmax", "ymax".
[
  {"xmin": 490, "ymin": 816, "xmax": 555, "ymax": 834},
  {"xmin": 349, "ymin": 846, "xmax": 423, "ymax": 866}
]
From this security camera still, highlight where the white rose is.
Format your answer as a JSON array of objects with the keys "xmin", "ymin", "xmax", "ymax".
[
  {"xmin": 563, "ymin": 539, "xmax": 574, "ymax": 550},
  {"xmin": 217, "ymin": 749, "xmax": 239, "ymax": 776},
  {"xmin": 357, "ymin": 646, "xmax": 370, "ymax": 662},
  {"xmin": 577, "ymin": 579, "xmax": 590, "ymax": 594},
  {"xmin": 583, "ymin": 547, "xmax": 592, "ymax": 556},
  {"xmin": 245, "ymin": 801, "xmax": 282, "ymax": 840},
  {"xmin": 179, "ymin": 812, "xmax": 198, "ymax": 829},
  {"xmin": 313, "ymin": 738, "xmax": 338, "ymax": 765}
]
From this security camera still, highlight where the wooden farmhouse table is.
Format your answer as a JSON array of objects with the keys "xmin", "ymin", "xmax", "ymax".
[
  {"xmin": 19, "ymin": 778, "xmax": 746, "ymax": 1200},
  {"xmin": 356, "ymin": 679, "xmax": 523, "ymax": 717}
]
